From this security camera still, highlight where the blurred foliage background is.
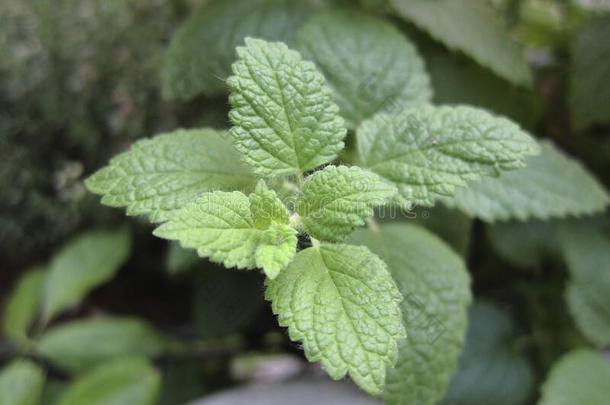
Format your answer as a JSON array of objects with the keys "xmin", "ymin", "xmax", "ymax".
[{"xmin": 1, "ymin": 0, "xmax": 609, "ymax": 404}]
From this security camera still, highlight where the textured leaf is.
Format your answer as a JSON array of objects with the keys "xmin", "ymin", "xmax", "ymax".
[
  {"xmin": 296, "ymin": 166, "xmax": 397, "ymax": 241},
  {"xmin": 357, "ymin": 105, "xmax": 539, "ymax": 206},
  {"xmin": 446, "ymin": 141, "xmax": 609, "ymax": 222},
  {"xmin": 351, "ymin": 223, "xmax": 471, "ymax": 405},
  {"xmin": 443, "ymin": 302, "xmax": 534, "ymax": 405},
  {"xmin": 42, "ymin": 228, "xmax": 131, "ymax": 321},
  {"xmin": 294, "ymin": 10, "xmax": 431, "ymax": 128},
  {"xmin": 86, "ymin": 129, "xmax": 257, "ymax": 222},
  {"xmin": 228, "ymin": 38, "xmax": 346, "ymax": 176},
  {"xmin": 3, "ymin": 266, "xmax": 44, "ymax": 342},
  {"xmin": 390, "ymin": 0, "xmax": 532, "ymax": 86},
  {"xmin": 540, "ymin": 349, "xmax": 610, "ymax": 405},
  {"xmin": 154, "ymin": 190, "xmax": 296, "ymax": 277},
  {"xmin": 569, "ymin": 15, "xmax": 610, "ymax": 130},
  {"xmin": 36, "ymin": 317, "xmax": 166, "ymax": 373},
  {"xmin": 559, "ymin": 225, "xmax": 610, "ymax": 347},
  {"xmin": 161, "ymin": 0, "xmax": 310, "ymax": 99},
  {"xmin": 0, "ymin": 360, "xmax": 45, "ymax": 405},
  {"xmin": 266, "ymin": 244, "xmax": 405, "ymax": 395},
  {"xmin": 249, "ymin": 180, "xmax": 290, "ymax": 229},
  {"xmin": 57, "ymin": 357, "xmax": 160, "ymax": 405}
]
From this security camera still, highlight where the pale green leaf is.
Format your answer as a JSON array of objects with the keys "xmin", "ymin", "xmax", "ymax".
[
  {"xmin": 296, "ymin": 166, "xmax": 397, "ymax": 241},
  {"xmin": 86, "ymin": 129, "xmax": 257, "ymax": 223},
  {"xmin": 351, "ymin": 223, "xmax": 471, "ymax": 405},
  {"xmin": 57, "ymin": 357, "xmax": 160, "ymax": 405},
  {"xmin": 294, "ymin": 10, "xmax": 432, "ymax": 128},
  {"xmin": 42, "ymin": 228, "xmax": 131, "ymax": 321},
  {"xmin": 265, "ymin": 244, "xmax": 405, "ymax": 395},
  {"xmin": 390, "ymin": 0, "xmax": 532, "ymax": 86},
  {"xmin": 559, "ymin": 224, "xmax": 610, "ymax": 347},
  {"xmin": 36, "ymin": 316, "xmax": 166, "ymax": 373},
  {"xmin": 357, "ymin": 105, "xmax": 539, "ymax": 206},
  {"xmin": 154, "ymin": 190, "xmax": 296, "ymax": 277},
  {"xmin": 443, "ymin": 302, "xmax": 534, "ymax": 405},
  {"xmin": 249, "ymin": 180, "xmax": 290, "ymax": 229},
  {"xmin": 228, "ymin": 38, "xmax": 346, "ymax": 176},
  {"xmin": 3, "ymin": 266, "xmax": 45, "ymax": 342},
  {"xmin": 569, "ymin": 15, "xmax": 610, "ymax": 130},
  {"xmin": 446, "ymin": 141, "xmax": 609, "ymax": 222},
  {"xmin": 540, "ymin": 349, "xmax": 610, "ymax": 405},
  {"xmin": 161, "ymin": 0, "xmax": 310, "ymax": 99},
  {"xmin": 0, "ymin": 360, "xmax": 45, "ymax": 405}
]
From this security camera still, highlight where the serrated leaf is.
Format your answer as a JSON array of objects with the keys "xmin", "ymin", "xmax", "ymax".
[
  {"xmin": 42, "ymin": 228, "xmax": 131, "ymax": 321},
  {"xmin": 154, "ymin": 189, "xmax": 296, "ymax": 277},
  {"xmin": 228, "ymin": 38, "xmax": 346, "ymax": 177},
  {"xmin": 296, "ymin": 166, "xmax": 396, "ymax": 241},
  {"xmin": 0, "ymin": 360, "xmax": 45, "ymax": 405},
  {"xmin": 559, "ymin": 224, "xmax": 610, "ymax": 347},
  {"xmin": 540, "ymin": 349, "xmax": 610, "ymax": 405},
  {"xmin": 294, "ymin": 10, "xmax": 432, "ymax": 129},
  {"xmin": 36, "ymin": 316, "xmax": 166, "ymax": 373},
  {"xmin": 446, "ymin": 141, "xmax": 609, "ymax": 222},
  {"xmin": 86, "ymin": 129, "xmax": 257, "ymax": 223},
  {"xmin": 390, "ymin": 0, "xmax": 532, "ymax": 87},
  {"xmin": 442, "ymin": 302, "xmax": 534, "ymax": 405},
  {"xmin": 255, "ymin": 223, "xmax": 297, "ymax": 279},
  {"xmin": 3, "ymin": 266, "xmax": 45, "ymax": 342},
  {"xmin": 569, "ymin": 15, "xmax": 610, "ymax": 130},
  {"xmin": 56, "ymin": 357, "xmax": 160, "ymax": 405},
  {"xmin": 351, "ymin": 223, "xmax": 471, "ymax": 405},
  {"xmin": 265, "ymin": 244, "xmax": 405, "ymax": 395},
  {"xmin": 357, "ymin": 105, "xmax": 539, "ymax": 206},
  {"xmin": 249, "ymin": 180, "xmax": 290, "ymax": 229},
  {"xmin": 161, "ymin": 0, "xmax": 310, "ymax": 99}
]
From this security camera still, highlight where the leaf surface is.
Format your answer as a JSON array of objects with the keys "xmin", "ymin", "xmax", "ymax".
[{"xmin": 0, "ymin": 360, "xmax": 45, "ymax": 405}]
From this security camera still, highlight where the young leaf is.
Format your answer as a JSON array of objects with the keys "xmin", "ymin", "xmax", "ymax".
[
  {"xmin": 540, "ymin": 349, "xmax": 610, "ymax": 405},
  {"xmin": 42, "ymin": 228, "xmax": 131, "ymax": 321},
  {"xmin": 357, "ymin": 105, "xmax": 539, "ymax": 206},
  {"xmin": 265, "ymin": 244, "xmax": 405, "ymax": 395},
  {"xmin": 3, "ymin": 266, "xmax": 45, "ymax": 342},
  {"xmin": 446, "ymin": 141, "xmax": 609, "ymax": 222},
  {"xmin": 390, "ymin": 0, "xmax": 532, "ymax": 87},
  {"xmin": 294, "ymin": 10, "xmax": 432, "ymax": 128},
  {"xmin": 228, "ymin": 38, "xmax": 346, "ymax": 177},
  {"xmin": 0, "ymin": 360, "xmax": 45, "ymax": 405},
  {"xmin": 56, "ymin": 357, "xmax": 160, "ymax": 405},
  {"xmin": 296, "ymin": 166, "xmax": 397, "ymax": 241},
  {"xmin": 569, "ymin": 15, "xmax": 610, "ymax": 130},
  {"xmin": 560, "ymin": 225, "xmax": 610, "ymax": 347},
  {"xmin": 36, "ymin": 316, "xmax": 166, "ymax": 373},
  {"xmin": 154, "ymin": 188, "xmax": 296, "ymax": 278},
  {"xmin": 351, "ymin": 223, "xmax": 471, "ymax": 405},
  {"xmin": 443, "ymin": 302, "xmax": 534, "ymax": 405},
  {"xmin": 86, "ymin": 129, "xmax": 257, "ymax": 223}
]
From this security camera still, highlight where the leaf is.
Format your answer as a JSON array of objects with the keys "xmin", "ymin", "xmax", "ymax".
[
  {"xmin": 296, "ymin": 166, "xmax": 397, "ymax": 241},
  {"xmin": 228, "ymin": 37, "xmax": 346, "ymax": 177},
  {"xmin": 265, "ymin": 244, "xmax": 405, "ymax": 395},
  {"xmin": 559, "ymin": 224, "xmax": 610, "ymax": 347},
  {"xmin": 86, "ymin": 129, "xmax": 257, "ymax": 223},
  {"xmin": 389, "ymin": 0, "xmax": 532, "ymax": 87},
  {"xmin": 56, "ymin": 357, "xmax": 160, "ymax": 405},
  {"xmin": 154, "ymin": 189, "xmax": 296, "ymax": 277},
  {"xmin": 446, "ymin": 141, "xmax": 609, "ymax": 222},
  {"xmin": 294, "ymin": 10, "xmax": 432, "ymax": 129},
  {"xmin": 249, "ymin": 180, "xmax": 290, "ymax": 229},
  {"xmin": 351, "ymin": 223, "xmax": 471, "ymax": 405},
  {"xmin": 409, "ymin": 205, "xmax": 473, "ymax": 257},
  {"xmin": 3, "ymin": 266, "xmax": 45, "ymax": 342},
  {"xmin": 569, "ymin": 15, "xmax": 610, "ymax": 130},
  {"xmin": 442, "ymin": 302, "xmax": 534, "ymax": 405},
  {"xmin": 540, "ymin": 349, "xmax": 610, "ymax": 405},
  {"xmin": 36, "ymin": 317, "xmax": 166, "ymax": 373},
  {"xmin": 0, "ymin": 360, "xmax": 45, "ymax": 405},
  {"xmin": 161, "ymin": 0, "xmax": 311, "ymax": 99},
  {"xmin": 357, "ymin": 105, "xmax": 539, "ymax": 206},
  {"xmin": 42, "ymin": 228, "xmax": 131, "ymax": 321}
]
